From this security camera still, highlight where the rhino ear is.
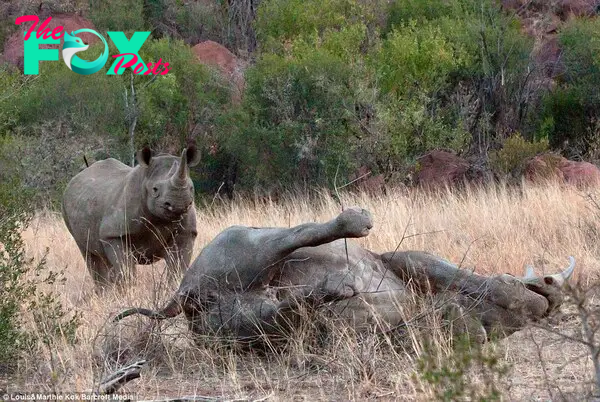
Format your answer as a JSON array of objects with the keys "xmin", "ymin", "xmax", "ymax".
[
  {"xmin": 136, "ymin": 146, "xmax": 152, "ymax": 167},
  {"xmin": 185, "ymin": 143, "xmax": 200, "ymax": 167}
]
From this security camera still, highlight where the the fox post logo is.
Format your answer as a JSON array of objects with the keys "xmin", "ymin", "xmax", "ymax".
[{"xmin": 16, "ymin": 15, "xmax": 170, "ymax": 76}]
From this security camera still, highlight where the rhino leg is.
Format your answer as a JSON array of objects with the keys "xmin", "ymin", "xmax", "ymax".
[
  {"xmin": 100, "ymin": 238, "xmax": 137, "ymax": 287},
  {"xmin": 164, "ymin": 234, "xmax": 194, "ymax": 281},
  {"xmin": 248, "ymin": 207, "xmax": 373, "ymax": 273},
  {"xmin": 201, "ymin": 207, "xmax": 373, "ymax": 293},
  {"xmin": 187, "ymin": 291, "xmax": 295, "ymax": 347},
  {"xmin": 85, "ymin": 253, "xmax": 113, "ymax": 292}
]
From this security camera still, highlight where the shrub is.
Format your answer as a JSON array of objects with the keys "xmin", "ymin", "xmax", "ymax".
[
  {"xmin": 142, "ymin": 0, "xmax": 227, "ymax": 45},
  {"xmin": 88, "ymin": 0, "xmax": 145, "ymax": 32},
  {"xmin": 255, "ymin": 0, "xmax": 377, "ymax": 53},
  {"xmin": 489, "ymin": 133, "xmax": 549, "ymax": 176},
  {"xmin": 0, "ymin": 178, "xmax": 81, "ymax": 373},
  {"xmin": 384, "ymin": 0, "xmax": 534, "ymax": 148},
  {"xmin": 0, "ymin": 178, "xmax": 34, "ymax": 371},
  {"xmin": 228, "ymin": 50, "xmax": 361, "ymax": 190},
  {"xmin": 375, "ymin": 21, "xmax": 471, "ymax": 97},
  {"xmin": 417, "ymin": 334, "xmax": 509, "ymax": 400},
  {"xmin": 537, "ymin": 18, "xmax": 600, "ymax": 156},
  {"xmin": 8, "ymin": 41, "xmax": 126, "ymax": 138},
  {"xmin": 136, "ymin": 37, "xmax": 231, "ymax": 149}
]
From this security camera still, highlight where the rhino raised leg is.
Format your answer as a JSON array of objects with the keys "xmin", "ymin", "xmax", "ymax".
[
  {"xmin": 115, "ymin": 208, "xmax": 374, "ymax": 338},
  {"xmin": 248, "ymin": 207, "xmax": 373, "ymax": 274},
  {"xmin": 206, "ymin": 206, "xmax": 374, "ymax": 340},
  {"xmin": 187, "ymin": 207, "xmax": 374, "ymax": 294}
]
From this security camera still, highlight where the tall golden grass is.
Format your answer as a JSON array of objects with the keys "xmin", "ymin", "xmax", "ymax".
[{"xmin": 8, "ymin": 182, "xmax": 600, "ymax": 400}]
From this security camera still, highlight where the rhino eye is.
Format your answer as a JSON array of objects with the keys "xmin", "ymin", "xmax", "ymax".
[{"xmin": 152, "ymin": 186, "xmax": 159, "ymax": 197}]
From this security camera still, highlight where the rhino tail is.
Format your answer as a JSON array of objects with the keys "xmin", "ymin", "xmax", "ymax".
[
  {"xmin": 83, "ymin": 154, "xmax": 89, "ymax": 168},
  {"xmin": 113, "ymin": 295, "xmax": 183, "ymax": 322}
]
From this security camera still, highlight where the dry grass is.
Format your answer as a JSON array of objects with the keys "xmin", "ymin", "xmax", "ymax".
[{"xmin": 5, "ymin": 182, "xmax": 600, "ymax": 400}]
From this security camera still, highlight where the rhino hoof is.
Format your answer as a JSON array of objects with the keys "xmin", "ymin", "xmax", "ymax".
[{"xmin": 336, "ymin": 207, "xmax": 373, "ymax": 238}]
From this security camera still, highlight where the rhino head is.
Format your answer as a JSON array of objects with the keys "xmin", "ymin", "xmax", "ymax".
[{"xmin": 136, "ymin": 144, "xmax": 201, "ymax": 221}]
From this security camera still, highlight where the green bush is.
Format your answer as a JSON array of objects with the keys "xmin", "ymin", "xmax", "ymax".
[
  {"xmin": 229, "ymin": 50, "xmax": 361, "ymax": 190},
  {"xmin": 536, "ymin": 18, "xmax": 600, "ymax": 155},
  {"xmin": 1, "ymin": 37, "xmax": 232, "ymax": 197},
  {"xmin": 489, "ymin": 133, "xmax": 549, "ymax": 176},
  {"xmin": 0, "ymin": 178, "xmax": 34, "ymax": 370},
  {"xmin": 256, "ymin": 0, "xmax": 377, "ymax": 53},
  {"xmin": 136, "ymin": 37, "xmax": 231, "ymax": 147},
  {"xmin": 88, "ymin": 0, "xmax": 146, "ymax": 32},
  {"xmin": 387, "ymin": 0, "xmax": 466, "ymax": 31},
  {"xmin": 375, "ymin": 21, "xmax": 471, "ymax": 97},
  {"xmin": 0, "ymin": 178, "xmax": 80, "ymax": 373},
  {"xmin": 417, "ymin": 334, "xmax": 509, "ymax": 401},
  {"xmin": 142, "ymin": 0, "xmax": 227, "ymax": 45},
  {"xmin": 10, "ymin": 50, "xmax": 126, "ymax": 138},
  {"xmin": 384, "ymin": 0, "xmax": 533, "ymax": 148}
]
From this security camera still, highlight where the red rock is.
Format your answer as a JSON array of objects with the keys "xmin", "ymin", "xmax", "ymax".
[
  {"xmin": 560, "ymin": 159, "xmax": 600, "ymax": 186},
  {"xmin": 191, "ymin": 40, "xmax": 245, "ymax": 104},
  {"xmin": 556, "ymin": 0, "xmax": 599, "ymax": 19},
  {"xmin": 415, "ymin": 150, "xmax": 470, "ymax": 188},
  {"xmin": 524, "ymin": 154, "xmax": 565, "ymax": 183},
  {"xmin": 525, "ymin": 153, "xmax": 600, "ymax": 187},
  {"xmin": 2, "ymin": 13, "xmax": 99, "ymax": 70},
  {"xmin": 348, "ymin": 166, "xmax": 385, "ymax": 194}
]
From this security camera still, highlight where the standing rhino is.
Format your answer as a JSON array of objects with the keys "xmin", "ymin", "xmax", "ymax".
[
  {"xmin": 115, "ymin": 207, "xmax": 575, "ymax": 344},
  {"xmin": 62, "ymin": 145, "xmax": 200, "ymax": 290}
]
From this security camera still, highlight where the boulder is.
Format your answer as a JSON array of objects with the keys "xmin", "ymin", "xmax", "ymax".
[
  {"xmin": 524, "ymin": 154, "xmax": 565, "ymax": 183},
  {"xmin": 191, "ymin": 40, "xmax": 245, "ymax": 103},
  {"xmin": 561, "ymin": 159, "xmax": 600, "ymax": 186},
  {"xmin": 2, "ymin": 13, "xmax": 99, "ymax": 70},
  {"xmin": 348, "ymin": 166, "xmax": 385, "ymax": 194},
  {"xmin": 415, "ymin": 150, "xmax": 471, "ymax": 188},
  {"xmin": 525, "ymin": 153, "xmax": 600, "ymax": 187}
]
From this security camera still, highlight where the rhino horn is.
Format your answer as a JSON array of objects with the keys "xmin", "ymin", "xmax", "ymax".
[
  {"xmin": 524, "ymin": 264, "xmax": 536, "ymax": 280},
  {"xmin": 546, "ymin": 256, "xmax": 576, "ymax": 286},
  {"xmin": 521, "ymin": 256, "xmax": 576, "ymax": 287},
  {"xmin": 170, "ymin": 149, "xmax": 189, "ymax": 187}
]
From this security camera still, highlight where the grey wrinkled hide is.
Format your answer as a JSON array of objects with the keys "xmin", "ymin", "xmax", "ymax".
[
  {"xmin": 115, "ymin": 207, "xmax": 571, "ymax": 345},
  {"xmin": 62, "ymin": 146, "xmax": 200, "ymax": 290}
]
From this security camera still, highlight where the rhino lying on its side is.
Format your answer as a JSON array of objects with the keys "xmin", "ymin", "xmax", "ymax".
[
  {"xmin": 62, "ymin": 145, "xmax": 200, "ymax": 290},
  {"xmin": 114, "ymin": 208, "xmax": 575, "ymax": 344}
]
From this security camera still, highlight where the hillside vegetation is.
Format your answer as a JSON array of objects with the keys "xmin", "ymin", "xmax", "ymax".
[{"xmin": 0, "ymin": 0, "xmax": 599, "ymax": 201}]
